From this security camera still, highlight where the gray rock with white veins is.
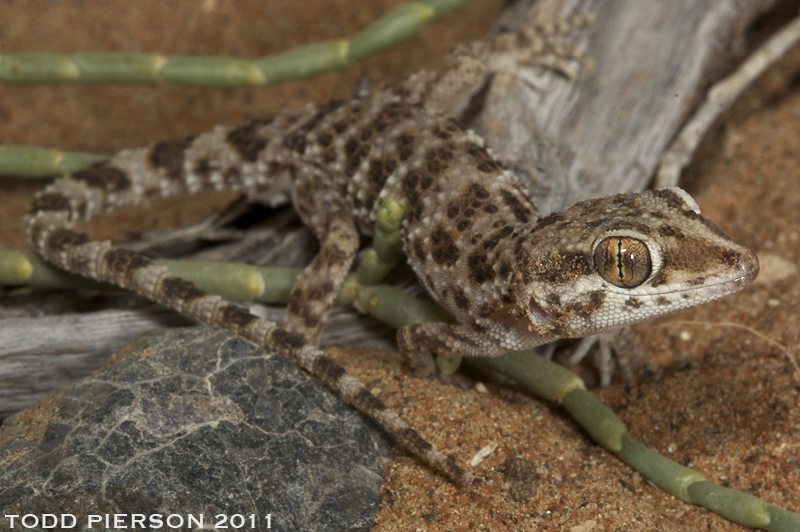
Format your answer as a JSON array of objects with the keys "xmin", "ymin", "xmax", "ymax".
[{"xmin": 0, "ymin": 327, "xmax": 392, "ymax": 532}]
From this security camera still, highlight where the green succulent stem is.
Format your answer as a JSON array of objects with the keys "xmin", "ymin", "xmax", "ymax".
[
  {"xmin": 0, "ymin": 0, "xmax": 476, "ymax": 178},
  {"xmin": 0, "ymin": 0, "xmax": 474, "ymax": 87}
]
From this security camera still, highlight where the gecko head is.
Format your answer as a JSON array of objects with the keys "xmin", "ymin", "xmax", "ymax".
[{"xmin": 517, "ymin": 187, "xmax": 759, "ymax": 338}]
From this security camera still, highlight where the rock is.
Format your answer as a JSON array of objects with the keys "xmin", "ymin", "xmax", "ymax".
[{"xmin": 0, "ymin": 328, "xmax": 392, "ymax": 531}]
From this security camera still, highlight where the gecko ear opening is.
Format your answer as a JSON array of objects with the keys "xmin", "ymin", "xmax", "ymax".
[
  {"xmin": 527, "ymin": 296, "xmax": 549, "ymax": 321},
  {"xmin": 512, "ymin": 275, "xmax": 553, "ymax": 326}
]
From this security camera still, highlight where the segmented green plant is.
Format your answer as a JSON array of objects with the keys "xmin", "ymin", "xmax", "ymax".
[{"xmin": 0, "ymin": 0, "xmax": 472, "ymax": 178}]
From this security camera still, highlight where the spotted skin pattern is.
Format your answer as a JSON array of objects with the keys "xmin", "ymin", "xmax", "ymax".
[{"xmin": 26, "ymin": 19, "xmax": 758, "ymax": 486}]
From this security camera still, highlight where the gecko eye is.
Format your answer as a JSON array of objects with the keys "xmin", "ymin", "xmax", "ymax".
[{"xmin": 594, "ymin": 236, "xmax": 651, "ymax": 288}]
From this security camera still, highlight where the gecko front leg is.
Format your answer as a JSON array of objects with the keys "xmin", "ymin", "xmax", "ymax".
[{"xmin": 398, "ymin": 321, "xmax": 523, "ymax": 378}]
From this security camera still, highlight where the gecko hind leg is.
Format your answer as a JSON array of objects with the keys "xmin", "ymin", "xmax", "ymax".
[
  {"xmin": 420, "ymin": 15, "xmax": 592, "ymax": 119},
  {"xmin": 282, "ymin": 168, "xmax": 360, "ymax": 345}
]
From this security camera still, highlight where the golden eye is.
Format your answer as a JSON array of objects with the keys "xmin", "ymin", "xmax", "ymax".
[{"xmin": 594, "ymin": 236, "xmax": 651, "ymax": 288}]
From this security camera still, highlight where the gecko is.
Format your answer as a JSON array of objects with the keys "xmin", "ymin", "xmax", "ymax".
[{"xmin": 25, "ymin": 17, "xmax": 759, "ymax": 488}]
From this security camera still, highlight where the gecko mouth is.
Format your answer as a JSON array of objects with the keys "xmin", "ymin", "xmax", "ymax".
[{"xmin": 658, "ymin": 250, "xmax": 760, "ymax": 297}]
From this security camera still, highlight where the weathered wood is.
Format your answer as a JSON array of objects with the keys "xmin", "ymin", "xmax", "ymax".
[
  {"xmin": 475, "ymin": 0, "xmax": 778, "ymax": 214},
  {"xmin": 0, "ymin": 308, "xmax": 189, "ymax": 417}
]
